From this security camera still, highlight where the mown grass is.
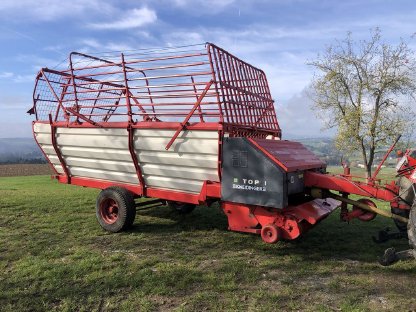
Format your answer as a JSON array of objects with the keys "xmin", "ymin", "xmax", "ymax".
[{"xmin": 0, "ymin": 170, "xmax": 415, "ymax": 311}]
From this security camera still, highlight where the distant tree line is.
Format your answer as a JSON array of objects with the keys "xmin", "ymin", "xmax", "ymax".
[{"xmin": 0, "ymin": 152, "xmax": 46, "ymax": 165}]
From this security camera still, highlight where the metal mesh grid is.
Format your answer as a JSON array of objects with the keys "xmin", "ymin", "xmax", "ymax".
[{"xmin": 30, "ymin": 43, "xmax": 281, "ymax": 137}]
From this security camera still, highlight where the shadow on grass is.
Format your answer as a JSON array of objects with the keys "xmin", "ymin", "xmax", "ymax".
[{"xmin": 127, "ymin": 204, "xmax": 411, "ymax": 264}]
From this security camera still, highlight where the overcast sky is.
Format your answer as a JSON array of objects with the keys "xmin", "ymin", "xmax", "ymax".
[{"xmin": 0, "ymin": 0, "xmax": 415, "ymax": 138}]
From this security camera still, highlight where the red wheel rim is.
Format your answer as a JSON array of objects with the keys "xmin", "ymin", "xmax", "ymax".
[
  {"xmin": 261, "ymin": 224, "xmax": 280, "ymax": 244},
  {"xmin": 353, "ymin": 199, "xmax": 377, "ymax": 222},
  {"xmin": 99, "ymin": 198, "xmax": 119, "ymax": 224}
]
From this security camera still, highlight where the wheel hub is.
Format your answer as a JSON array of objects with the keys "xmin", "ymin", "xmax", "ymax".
[{"xmin": 100, "ymin": 198, "xmax": 119, "ymax": 224}]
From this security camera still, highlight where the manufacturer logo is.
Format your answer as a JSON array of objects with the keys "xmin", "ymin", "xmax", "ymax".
[{"xmin": 232, "ymin": 178, "xmax": 267, "ymax": 192}]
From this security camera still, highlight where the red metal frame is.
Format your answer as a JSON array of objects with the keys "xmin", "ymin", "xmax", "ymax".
[
  {"xmin": 48, "ymin": 115, "xmax": 70, "ymax": 183},
  {"xmin": 56, "ymin": 175, "xmax": 221, "ymax": 205},
  {"xmin": 31, "ymin": 121, "xmax": 60, "ymax": 176},
  {"xmin": 165, "ymin": 79, "xmax": 215, "ymax": 150},
  {"xmin": 304, "ymin": 171, "xmax": 398, "ymax": 203},
  {"xmin": 127, "ymin": 125, "xmax": 145, "ymax": 194},
  {"xmin": 30, "ymin": 43, "xmax": 281, "ymax": 138},
  {"xmin": 222, "ymin": 198, "xmax": 339, "ymax": 241}
]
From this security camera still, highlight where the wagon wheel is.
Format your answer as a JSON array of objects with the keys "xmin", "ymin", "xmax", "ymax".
[
  {"xmin": 261, "ymin": 224, "xmax": 280, "ymax": 244},
  {"xmin": 407, "ymin": 203, "xmax": 416, "ymax": 255},
  {"xmin": 96, "ymin": 186, "xmax": 136, "ymax": 232},
  {"xmin": 391, "ymin": 207, "xmax": 410, "ymax": 233},
  {"xmin": 167, "ymin": 201, "xmax": 196, "ymax": 214}
]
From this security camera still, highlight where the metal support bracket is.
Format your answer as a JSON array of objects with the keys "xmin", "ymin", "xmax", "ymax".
[{"xmin": 165, "ymin": 79, "xmax": 214, "ymax": 150}]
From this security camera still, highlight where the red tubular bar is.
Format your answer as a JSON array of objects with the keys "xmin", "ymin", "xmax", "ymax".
[
  {"xmin": 48, "ymin": 114, "xmax": 70, "ymax": 182},
  {"xmin": 30, "ymin": 43, "xmax": 281, "ymax": 137},
  {"xmin": 165, "ymin": 79, "xmax": 214, "ymax": 150},
  {"xmin": 304, "ymin": 171, "xmax": 397, "ymax": 202},
  {"xmin": 127, "ymin": 125, "xmax": 145, "ymax": 194}
]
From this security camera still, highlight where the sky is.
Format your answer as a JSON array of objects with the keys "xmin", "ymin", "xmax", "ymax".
[{"xmin": 0, "ymin": 0, "xmax": 415, "ymax": 139}]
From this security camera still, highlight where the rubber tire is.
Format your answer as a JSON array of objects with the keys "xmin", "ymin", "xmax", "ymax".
[
  {"xmin": 397, "ymin": 176, "xmax": 415, "ymax": 204},
  {"xmin": 261, "ymin": 224, "xmax": 280, "ymax": 244},
  {"xmin": 96, "ymin": 187, "xmax": 136, "ymax": 233},
  {"xmin": 408, "ymin": 203, "xmax": 416, "ymax": 251},
  {"xmin": 392, "ymin": 207, "xmax": 410, "ymax": 233},
  {"xmin": 167, "ymin": 201, "xmax": 196, "ymax": 214}
]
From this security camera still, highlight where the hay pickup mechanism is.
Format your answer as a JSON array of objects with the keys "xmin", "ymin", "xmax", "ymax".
[{"xmin": 28, "ymin": 43, "xmax": 416, "ymax": 265}]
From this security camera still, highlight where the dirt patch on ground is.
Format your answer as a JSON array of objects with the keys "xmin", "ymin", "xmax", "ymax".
[{"xmin": 0, "ymin": 164, "xmax": 52, "ymax": 177}]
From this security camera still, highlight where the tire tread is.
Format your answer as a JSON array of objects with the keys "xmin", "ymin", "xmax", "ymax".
[
  {"xmin": 408, "ymin": 204, "xmax": 416, "ymax": 250},
  {"xmin": 96, "ymin": 186, "xmax": 136, "ymax": 232}
]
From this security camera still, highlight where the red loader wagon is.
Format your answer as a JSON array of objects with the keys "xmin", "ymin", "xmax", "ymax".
[{"xmin": 28, "ymin": 43, "xmax": 416, "ymax": 265}]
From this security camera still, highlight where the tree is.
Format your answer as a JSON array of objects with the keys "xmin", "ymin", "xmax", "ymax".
[{"xmin": 308, "ymin": 29, "xmax": 416, "ymax": 178}]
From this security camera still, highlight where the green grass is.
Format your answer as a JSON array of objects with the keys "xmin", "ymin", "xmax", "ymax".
[{"xmin": 1, "ymin": 172, "xmax": 416, "ymax": 311}]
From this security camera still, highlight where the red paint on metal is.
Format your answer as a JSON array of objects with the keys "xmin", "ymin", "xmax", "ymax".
[
  {"xmin": 31, "ymin": 121, "xmax": 60, "ymax": 177},
  {"xmin": 221, "ymin": 198, "xmax": 339, "ymax": 242},
  {"xmin": 165, "ymin": 80, "xmax": 214, "ymax": 150},
  {"xmin": 198, "ymin": 181, "xmax": 221, "ymax": 203},
  {"xmin": 261, "ymin": 224, "xmax": 280, "ymax": 244},
  {"xmin": 63, "ymin": 176, "xmax": 142, "ymax": 195},
  {"xmin": 99, "ymin": 198, "xmax": 119, "ymax": 224},
  {"xmin": 351, "ymin": 198, "xmax": 377, "ymax": 222},
  {"xmin": 63, "ymin": 176, "xmax": 204, "ymax": 204},
  {"xmin": 304, "ymin": 171, "xmax": 398, "ymax": 202},
  {"xmin": 248, "ymin": 138, "xmax": 326, "ymax": 172},
  {"xmin": 30, "ymin": 43, "xmax": 281, "ymax": 139},
  {"xmin": 221, "ymin": 202, "xmax": 259, "ymax": 233},
  {"xmin": 49, "ymin": 115, "xmax": 70, "ymax": 183},
  {"xmin": 145, "ymin": 188, "xmax": 200, "ymax": 205},
  {"xmin": 127, "ymin": 125, "xmax": 145, "ymax": 194},
  {"xmin": 65, "ymin": 107, "xmax": 102, "ymax": 127},
  {"xmin": 35, "ymin": 121, "xmax": 222, "ymax": 131},
  {"xmin": 284, "ymin": 198, "xmax": 340, "ymax": 225},
  {"xmin": 371, "ymin": 135, "xmax": 401, "ymax": 181}
]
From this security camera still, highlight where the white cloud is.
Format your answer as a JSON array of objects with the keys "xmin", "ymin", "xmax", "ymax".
[
  {"xmin": 0, "ymin": 72, "xmax": 13, "ymax": 79},
  {"xmin": 12, "ymin": 74, "xmax": 34, "ymax": 83},
  {"xmin": 0, "ymin": 71, "xmax": 35, "ymax": 83},
  {"xmin": 171, "ymin": 0, "xmax": 235, "ymax": 14},
  {"xmin": 81, "ymin": 39, "xmax": 102, "ymax": 50},
  {"xmin": 163, "ymin": 31, "xmax": 204, "ymax": 46},
  {"xmin": 80, "ymin": 39, "xmax": 136, "ymax": 52},
  {"xmin": 278, "ymin": 91, "xmax": 334, "ymax": 138},
  {"xmin": 0, "ymin": 0, "xmax": 112, "ymax": 21},
  {"xmin": 88, "ymin": 7, "xmax": 157, "ymax": 30}
]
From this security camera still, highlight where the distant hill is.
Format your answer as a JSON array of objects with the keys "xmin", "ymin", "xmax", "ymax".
[
  {"xmin": 295, "ymin": 137, "xmax": 343, "ymax": 165},
  {"xmin": 1, "ymin": 136, "xmax": 338, "ymax": 165},
  {"xmin": 0, "ymin": 138, "xmax": 45, "ymax": 164}
]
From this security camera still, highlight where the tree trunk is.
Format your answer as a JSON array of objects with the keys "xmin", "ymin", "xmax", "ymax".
[
  {"xmin": 360, "ymin": 139, "xmax": 372, "ymax": 179},
  {"xmin": 364, "ymin": 163, "xmax": 372, "ymax": 180}
]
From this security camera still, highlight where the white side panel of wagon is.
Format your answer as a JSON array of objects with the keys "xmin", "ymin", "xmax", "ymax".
[
  {"xmin": 34, "ymin": 123, "xmax": 220, "ymax": 194},
  {"xmin": 134, "ymin": 129, "xmax": 219, "ymax": 193},
  {"xmin": 33, "ymin": 123, "xmax": 64, "ymax": 174},
  {"xmin": 55, "ymin": 127, "xmax": 138, "ymax": 184}
]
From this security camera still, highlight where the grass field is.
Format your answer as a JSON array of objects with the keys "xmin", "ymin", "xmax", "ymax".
[{"xmin": 1, "ymin": 169, "xmax": 416, "ymax": 311}]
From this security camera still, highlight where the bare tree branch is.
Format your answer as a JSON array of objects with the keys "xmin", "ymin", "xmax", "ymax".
[{"xmin": 308, "ymin": 29, "xmax": 416, "ymax": 178}]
